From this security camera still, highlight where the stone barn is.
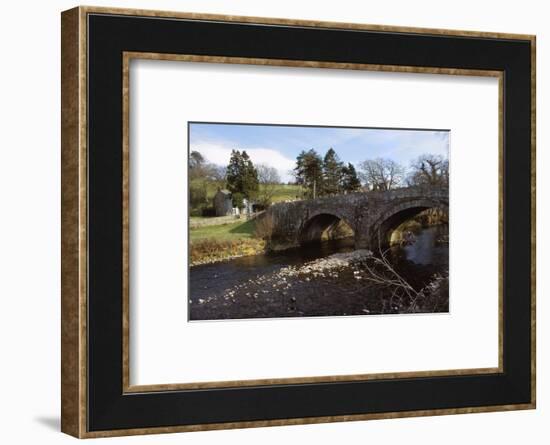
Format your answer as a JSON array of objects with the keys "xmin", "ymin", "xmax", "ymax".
[{"xmin": 213, "ymin": 189, "xmax": 233, "ymax": 216}]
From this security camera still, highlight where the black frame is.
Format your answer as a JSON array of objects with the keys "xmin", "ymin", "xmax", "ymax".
[{"xmin": 78, "ymin": 9, "xmax": 534, "ymax": 434}]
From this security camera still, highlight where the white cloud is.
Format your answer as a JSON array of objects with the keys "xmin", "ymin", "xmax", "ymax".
[{"xmin": 190, "ymin": 141, "xmax": 295, "ymax": 182}]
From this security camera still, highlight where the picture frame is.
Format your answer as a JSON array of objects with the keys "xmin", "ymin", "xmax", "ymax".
[{"xmin": 61, "ymin": 6, "xmax": 536, "ymax": 438}]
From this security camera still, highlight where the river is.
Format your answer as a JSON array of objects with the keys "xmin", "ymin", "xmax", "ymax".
[{"xmin": 189, "ymin": 225, "xmax": 449, "ymax": 321}]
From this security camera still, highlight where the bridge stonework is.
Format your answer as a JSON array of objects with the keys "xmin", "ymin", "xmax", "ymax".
[{"xmin": 265, "ymin": 186, "xmax": 448, "ymax": 250}]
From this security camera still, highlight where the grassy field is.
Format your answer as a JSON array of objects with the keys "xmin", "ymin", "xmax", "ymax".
[
  {"xmin": 189, "ymin": 184, "xmax": 302, "ymax": 263},
  {"xmin": 189, "ymin": 219, "xmax": 264, "ymax": 264},
  {"xmin": 189, "ymin": 219, "xmax": 256, "ymax": 242},
  {"xmin": 268, "ymin": 184, "xmax": 303, "ymax": 202},
  {"xmin": 202, "ymin": 183, "xmax": 303, "ymax": 204},
  {"xmin": 190, "ymin": 184, "xmax": 302, "ymax": 243}
]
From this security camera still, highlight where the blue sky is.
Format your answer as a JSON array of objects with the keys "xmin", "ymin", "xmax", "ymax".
[{"xmin": 189, "ymin": 123, "xmax": 449, "ymax": 183}]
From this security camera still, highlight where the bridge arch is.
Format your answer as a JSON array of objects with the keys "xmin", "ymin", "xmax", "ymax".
[
  {"xmin": 299, "ymin": 211, "xmax": 354, "ymax": 245},
  {"xmin": 264, "ymin": 187, "xmax": 449, "ymax": 250},
  {"xmin": 370, "ymin": 198, "xmax": 448, "ymax": 248}
]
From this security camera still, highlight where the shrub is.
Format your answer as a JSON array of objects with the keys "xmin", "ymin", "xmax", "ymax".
[
  {"xmin": 189, "ymin": 181, "xmax": 207, "ymax": 209},
  {"xmin": 201, "ymin": 206, "xmax": 216, "ymax": 217},
  {"xmin": 232, "ymin": 192, "xmax": 245, "ymax": 209}
]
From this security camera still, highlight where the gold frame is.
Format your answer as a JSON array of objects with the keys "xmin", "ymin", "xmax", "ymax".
[{"xmin": 61, "ymin": 5, "xmax": 536, "ymax": 438}]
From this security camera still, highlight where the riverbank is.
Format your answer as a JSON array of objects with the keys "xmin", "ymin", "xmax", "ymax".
[
  {"xmin": 391, "ymin": 214, "xmax": 449, "ymax": 246},
  {"xmin": 190, "ymin": 215, "xmax": 243, "ymax": 229},
  {"xmin": 189, "ymin": 217, "xmax": 266, "ymax": 266},
  {"xmin": 190, "ymin": 238, "xmax": 266, "ymax": 266},
  {"xmin": 189, "ymin": 244, "xmax": 449, "ymax": 320}
]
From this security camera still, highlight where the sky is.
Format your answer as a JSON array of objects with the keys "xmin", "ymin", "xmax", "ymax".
[{"xmin": 189, "ymin": 122, "xmax": 449, "ymax": 183}]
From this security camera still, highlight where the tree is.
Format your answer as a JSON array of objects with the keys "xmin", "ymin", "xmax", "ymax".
[
  {"xmin": 189, "ymin": 181, "xmax": 207, "ymax": 208},
  {"xmin": 359, "ymin": 158, "xmax": 405, "ymax": 191},
  {"xmin": 407, "ymin": 154, "xmax": 449, "ymax": 187},
  {"xmin": 322, "ymin": 148, "xmax": 344, "ymax": 195},
  {"xmin": 256, "ymin": 164, "xmax": 281, "ymax": 207},
  {"xmin": 189, "ymin": 150, "xmax": 209, "ymax": 210},
  {"xmin": 209, "ymin": 164, "xmax": 227, "ymax": 190},
  {"xmin": 225, "ymin": 149, "xmax": 259, "ymax": 200},
  {"xmin": 231, "ymin": 192, "xmax": 245, "ymax": 209},
  {"xmin": 226, "ymin": 149, "xmax": 244, "ymax": 194},
  {"xmin": 240, "ymin": 151, "xmax": 259, "ymax": 200},
  {"xmin": 294, "ymin": 149, "xmax": 323, "ymax": 199},
  {"xmin": 341, "ymin": 162, "xmax": 361, "ymax": 192},
  {"xmin": 189, "ymin": 150, "xmax": 205, "ymax": 170}
]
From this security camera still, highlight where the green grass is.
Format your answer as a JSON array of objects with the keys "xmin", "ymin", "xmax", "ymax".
[
  {"xmin": 190, "ymin": 219, "xmax": 256, "ymax": 242},
  {"xmin": 201, "ymin": 183, "xmax": 303, "ymax": 203},
  {"xmin": 188, "ymin": 184, "xmax": 302, "ymax": 262},
  {"xmin": 190, "ymin": 183, "xmax": 303, "ymax": 215},
  {"xmin": 269, "ymin": 184, "xmax": 303, "ymax": 203}
]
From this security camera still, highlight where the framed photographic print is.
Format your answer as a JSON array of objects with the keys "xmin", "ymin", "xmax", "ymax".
[{"xmin": 61, "ymin": 6, "xmax": 536, "ymax": 438}]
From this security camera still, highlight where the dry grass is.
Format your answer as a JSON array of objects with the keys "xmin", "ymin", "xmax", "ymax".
[{"xmin": 190, "ymin": 238, "xmax": 265, "ymax": 265}]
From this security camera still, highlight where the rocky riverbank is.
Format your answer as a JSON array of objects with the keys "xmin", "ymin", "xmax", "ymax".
[
  {"xmin": 189, "ymin": 243, "xmax": 449, "ymax": 320},
  {"xmin": 278, "ymin": 249, "xmax": 372, "ymax": 278}
]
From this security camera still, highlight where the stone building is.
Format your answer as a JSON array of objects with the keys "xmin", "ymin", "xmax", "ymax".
[{"xmin": 213, "ymin": 189, "xmax": 233, "ymax": 216}]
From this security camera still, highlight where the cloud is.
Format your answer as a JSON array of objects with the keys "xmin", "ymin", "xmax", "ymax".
[
  {"xmin": 344, "ymin": 129, "xmax": 449, "ymax": 166},
  {"xmin": 190, "ymin": 141, "xmax": 296, "ymax": 182},
  {"xmin": 189, "ymin": 126, "xmax": 449, "ymax": 184}
]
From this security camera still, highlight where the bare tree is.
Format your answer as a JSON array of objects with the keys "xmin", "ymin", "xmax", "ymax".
[
  {"xmin": 358, "ymin": 158, "xmax": 405, "ymax": 191},
  {"xmin": 256, "ymin": 164, "xmax": 281, "ymax": 206},
  {"xmin": 362, "ymin": 247, "xmax": 449, "ymax": 313},
  {"xmin": 189, "ymin": 150, "xmax": 205, "ymax": 170},
  {"xmin": 407, "ymin": 154, "xmax": 449, "ymax": 187},
  {"xmin": 189, "ymin": 151, "xmax": 226, "ymax": 183},
  {"xmin": 209, "ymin": 165, "xmax": 227, "ymax": 189}
]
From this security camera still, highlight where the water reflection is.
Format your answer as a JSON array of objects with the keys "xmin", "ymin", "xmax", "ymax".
[
  {"xmin": 401, "ymin": 225, "xmax": 449, "ymax": 266},
  {"xmin": 189, "ymin": 225, "xmax": 448, "ymax": 320}
]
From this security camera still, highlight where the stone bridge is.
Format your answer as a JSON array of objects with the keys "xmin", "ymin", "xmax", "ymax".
[{"xmin": 264, "ymin": 186, "xmax": 448, "ymax": 250}]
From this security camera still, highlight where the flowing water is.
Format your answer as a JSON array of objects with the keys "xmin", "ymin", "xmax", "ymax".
[{"xmin": 189, "ymin": 225, "xmax": 449, "ymax": 320}]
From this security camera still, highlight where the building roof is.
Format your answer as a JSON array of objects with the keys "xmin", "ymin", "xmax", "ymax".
[{"xmin": 216, "ymin": 189, "xmax": 231, "ymax": 195}]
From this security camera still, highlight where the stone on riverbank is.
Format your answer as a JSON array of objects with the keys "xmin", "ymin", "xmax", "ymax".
[{"xmin": 279, "ymin": 249, "xmax": 372, "ymax": 278}]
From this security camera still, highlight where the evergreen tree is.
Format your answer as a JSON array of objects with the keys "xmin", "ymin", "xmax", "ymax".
[
  {"xmin": 322, "ymin": 148, "xmax": 344, "ymax": 195},
  {"xmin": 226, "ymin": 149, "xmax": 244, "ymax": 194},
  {"xmin": 240, "ymin": 150, "xmax": 259, "ymax": 200},
  {"xmin": 341, "ymin": 163, "xmax": 361, "ymax": 192},
  {"xmin": 231, "ymin": 192, "xmax": 245, "ymax": 209},
  {"xmin": 294, "ymin": 149, "xmax": 323, "ymax": 199},
  {"xmin": 225, "ymin": 149, "xmax": 259, "ymax": 203}
]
